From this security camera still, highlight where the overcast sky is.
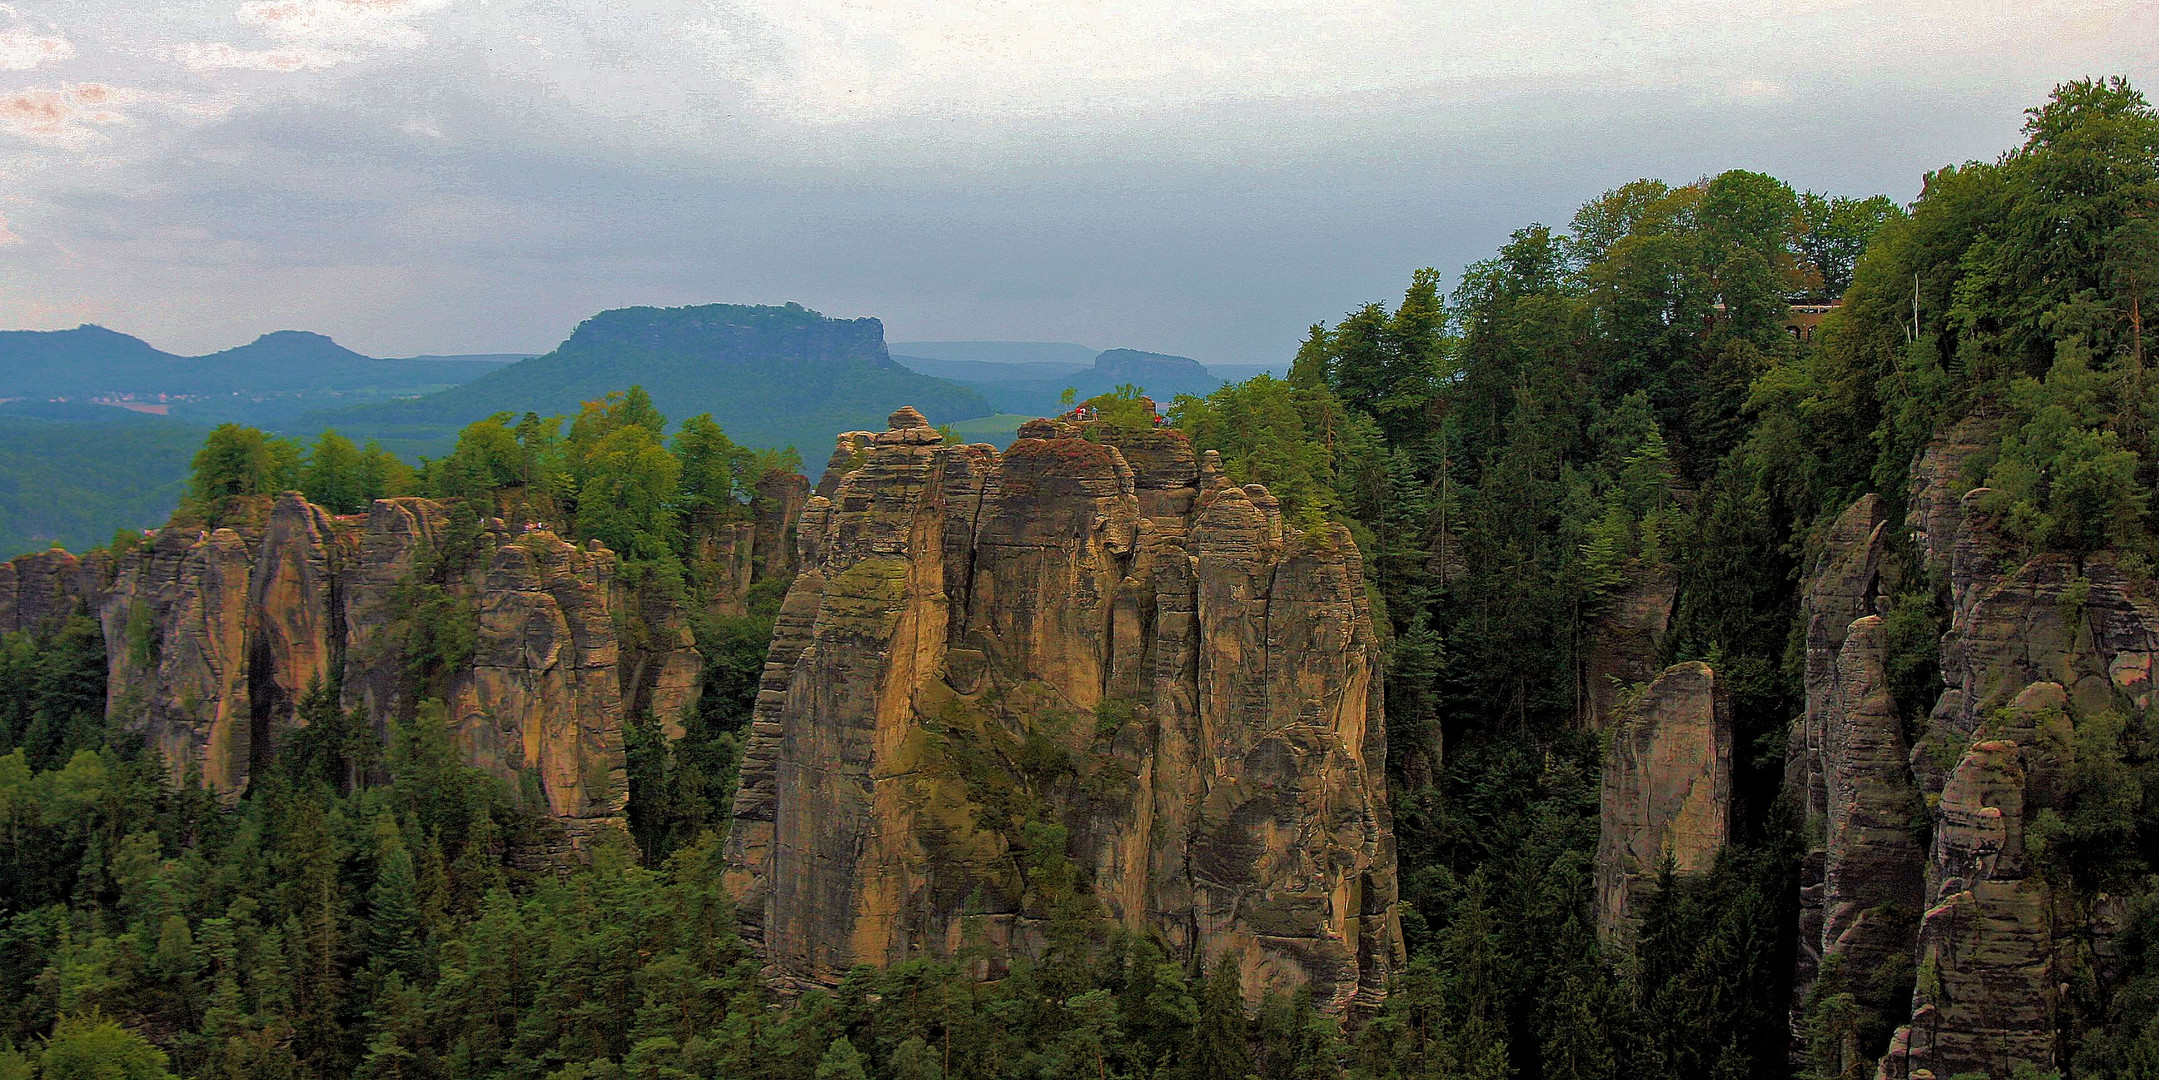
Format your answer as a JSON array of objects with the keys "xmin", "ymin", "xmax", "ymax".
[{"xmin": 0, "ymin": 0, "xmax": 2153, "ymax": 364}]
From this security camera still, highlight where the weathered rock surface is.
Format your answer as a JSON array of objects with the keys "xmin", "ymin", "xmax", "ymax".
[
  {"xmin": 1789, "ymin": 495, "xmax": 1923, "ymax": 1044},
  {"xmin": 1593, "ymin": 660, "xmax": 1731, "ymax": 941},
  {"xmin": 1581, "ymin": 566, "xmax": 1678, "ymax": 730},
  {"xmin": 724, "ymin": 409, "xmax": 1402, "ymax": 1012},
  {"xmin": 105, "ymin": 525, "xmax": 259, "ymax": 791},
  {"xmin": 0, "ymin": 547, "xmax": 111, "ymax": 633},
  {"xmin": 1791, "ymin": 413, "xmax": 2159, "ymax": 1078},
  {"xmin": 247, "ymin": 494, "xmax": 349, "ymax": 755},
  {"xmin": 450, "ymin": 531, "xmax": 629, "ymax": 845},
  {"xmin": 1877, "ymin": 741, "xmax": 2055, "ymax": 1080},
  {"xmin": 39, "ymin": 483, "xmax": 793, "ymax": 846}
]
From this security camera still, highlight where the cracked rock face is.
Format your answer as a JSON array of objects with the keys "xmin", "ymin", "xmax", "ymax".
[
  {"xmin": 0, "ymin": 547, "xmax": 110, "ymax": 634},
  {"xmin": 47, "ymin": 487, "xmax": 787, "ymax": 850},
  {"xmin": 1788, "ymin": 495, "xmax": 1926, "ymax": 1048},
  {"xmin": 1786, "ymin": 414, "xmax": 2159, "ymax": 1079},
  {"xmin": 723, "ymin": 413, "xmax": 1403, "ymax": 1012},
  {"xmin": 1593, "ymin": 660, "xmax": 1731, "ymax": 942},
  {"xmin": 1581, "ymin": 567, "xmax": 1679, "ymax": 731}
]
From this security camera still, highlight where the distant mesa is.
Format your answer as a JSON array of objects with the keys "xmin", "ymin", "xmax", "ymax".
[
  {"xmin": 304, "ymin": 302, "xmax": 996, "ymax": 459},
  {"xmin": 1088, "ymin": 347, "xmax": 1209, "ymax": 381}
]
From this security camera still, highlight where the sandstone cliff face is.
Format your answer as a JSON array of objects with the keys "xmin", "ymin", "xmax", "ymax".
[
  {"xmin": 724, "ymin": 408, "xmax": 1402, "ymax": 1012},
  {"xmin": 248, "ymin": 495, "xmax": 350, "ymax": 754},
  {"xmin": 1593, "ymin": 660, "xmax": 1731, "ymax": 941},
  {"xmin": 64, "ymin": 484, "xmax": 802, "ymax": 845},
  {"xmin": 0, "ymin": 548, "xmax": 111, "ymax": 634},
  {"xmin": 105, "ymin": 525, "xmax": 259, "ymax": 791},
  {"xmin": 1788, "ymin": 495, "xmax": 1927, "ymax": 1052},
  {"xmin": 1581, "ymin": 566, "xmax": 1678, "ymax": 730},
  {"xmin": 1789, "ymin": 412, "xmax": 2159, "ymax": 1079},
  {"xmin": 449, "ymin": 532, "xmax": 629, "ymax": 844}
]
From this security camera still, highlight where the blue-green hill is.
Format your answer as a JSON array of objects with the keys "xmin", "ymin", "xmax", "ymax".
[{"xmin": 309, "ymin": 303, "xmax": 994, "ymax": 458}]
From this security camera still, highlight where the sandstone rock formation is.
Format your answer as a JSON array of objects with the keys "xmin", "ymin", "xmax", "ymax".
[
  {"xmin": 0, "ymin": 547, "xmax": 111, "ymax": 633},
  {"xmin": 1593, "ymin": 660, "xmax": 1731, "ymax": 941},
  {"xmin": 1581, "ymin": 566, "xmax": 1678, "ymax": 730},
  {"xmin": 449, "ymin": 531, "xmax": 629, "ymax": 843},
  {"xmin": 724, "ymin": 407, "xmax": 1402, "ymax": 1012},
  {"xmin": 105, "ymin": 525, "xmax": 259, "ymax": 790},
  {"xmin": 36, "ymin": 478, "xmax": 802, "ymax": 847},
  {"xmin": 1788, "ymin": 495, "xmax": 1926, "ymax": 1050},
  {"xmin": 1789, "ymin": 412, "xmax": 2159, "ymax": 1078}
]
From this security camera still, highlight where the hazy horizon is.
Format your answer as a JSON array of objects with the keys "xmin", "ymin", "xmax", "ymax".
[{"xmin": 1, "ymin": 0, "xmax": 2152, "ymax": 366}]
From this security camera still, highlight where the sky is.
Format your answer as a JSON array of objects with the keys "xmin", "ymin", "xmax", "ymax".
[{"xmin": 0, "ymin": 1, "xmax": 2154, "ymax": 365}]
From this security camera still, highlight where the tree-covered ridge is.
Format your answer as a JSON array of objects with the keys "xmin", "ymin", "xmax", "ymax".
[
  {"xmin": 0, "ymin": 411, "xmax": 207, "ymax": 559},
  {"xmin": 179, "ymin": 386, "xmax": 796, "ymax": 588},
  {"xmin": 3, "ymin": 76, "xmax": 2158, "ymax": 1080}
]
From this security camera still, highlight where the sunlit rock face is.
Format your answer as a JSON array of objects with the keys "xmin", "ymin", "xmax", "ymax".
[
  {"xmin": 68, "ymin": 480, "xmax": 805, "ymax": 850},
  {"xmin": 1594, "ymin": 660, "xmax": 1732, "ymax": 943},
  {"xmin": 724, "ymin": 407, "xmax": 1403, "ymax": 1013}
]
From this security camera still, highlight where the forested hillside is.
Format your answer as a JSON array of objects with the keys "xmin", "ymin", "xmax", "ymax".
[{"xmin": 1, "ymin": 77, "xmax": 2155, "ymax": 1080}]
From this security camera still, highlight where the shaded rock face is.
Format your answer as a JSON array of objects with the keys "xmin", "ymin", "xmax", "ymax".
[
  {"xmin": 1593, "ymin": 660, "xmax": 1731, "ymax": 942},
  {"xmin": 724, "ymin": 411, "xmax": 1402, "ymax": 1013},
  {"xmin": 627, "ymin": 472, "xmax": 810, "ymax": 739},
  {"xmin": 1581, "ymin": 566, "xmax": 1678, "ymax": 730},
  {"xmin": 1790, "ymin": 412, "xmax": 2159, "ymax": 1079},
  {"xmin": 1788, "ymin": 496, "xmax": 1926, "ymax": 1050},
  {"xmin": 247, "ymin": 496, "xmax": 350, "ymax": 758},
  {"xmin": 0, "ymin": 548, "xmax": 111, "ymax": 634}
]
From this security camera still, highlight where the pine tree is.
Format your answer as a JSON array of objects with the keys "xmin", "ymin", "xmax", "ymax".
[
  {"xmin": 813, "ymin": 1037, "xmax": 870, "ymax": 1080},
  {"xmin": 1186, "ymin": 957, "xmax": 1253, "ymax": 1080},
  {"xmin": 366, "ymin": 822, "xmax": 423, "ymax": 981},
  {"xmin": 891, "ymin": 1035, "xmax": 944, "ymax": 1080}
]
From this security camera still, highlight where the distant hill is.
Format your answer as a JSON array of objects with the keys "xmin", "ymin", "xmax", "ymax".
[
  {"xmin": 311, "ymin": 303, "xmax": 995, "ymax": 458},
  {"xmin": 891, "ymin": 356, "xmax": 1089, "ymax": 384},
  {"xmin": 0, "ymin": 326, "xmax": 515, "ymax": 426},
  {"xmin": 391, "ymin": 353, "xmax": 534, "ymax": 365},
  {"xmin": 0, "ymin": 326, "xmax": 511, "ymax": 399},
  {"xmin": 888, "ymin": 341, "xmax": 1100, "ymax": 367},
  {"xmin": 902, "ymin": 346, "xmax": 1237, "ymax": 415}
]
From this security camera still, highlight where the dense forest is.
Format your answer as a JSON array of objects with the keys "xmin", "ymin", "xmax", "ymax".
[{"xmin": 2, "ymin": 77, "xmax": 2156, "ymax": 1079}]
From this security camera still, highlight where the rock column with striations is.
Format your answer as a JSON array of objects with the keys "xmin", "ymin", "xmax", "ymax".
[
  {"xmin": 723, "ymin": 407, "xmax": 1402, "ymax": 1012},
  {"xmin": 1594, "ymin": 660, "xmax": 1732, "ymax": 942}
]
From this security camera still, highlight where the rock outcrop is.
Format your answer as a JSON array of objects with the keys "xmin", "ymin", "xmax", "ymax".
[
  {"xmin": 724, "ymin": 408, "xmax": 1402, "ymax": 1012},
  {"xmin": 1593, "ymin": 660, "xmax": 1731, "ymax": 941},
  {"xmin": 38, "ymin": 479, "xmax": 803, "ymax": 848},
  {"xmin": 1581, "ymin": 566, "xmax": 1679, "ymax": 730},
  {"xmin": 105, "ymin": 525, "xmax": 259, "ymax": 790},
  {"xmin": 1788, "ymin": 495, "xmax": 1926, "ymax": 1051},
  {"xmin": 1792, "ymin": 411, "xmax": 2159, "ymax": 1078},
  {"xmin": 0, "ymin": 548, "xmax": 111, "ymax": 634}
]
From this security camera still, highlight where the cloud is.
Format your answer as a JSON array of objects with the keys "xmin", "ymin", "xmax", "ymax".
[
  {"xmin": 0, "ymin": 83, "xmax": 136, "ymax": 146},
  {"xmin": 0, "ymin": 210, "xmax": 19, "ymax": 245},
  {"xmin": 0, "ymin": 26, "xmax": 70, "ymax": 69},
  {"xmin": 178, "ymin": 41, "xmax": 351, "ymax": 71},
  {"xmin": 237, "ymin": 0, "xmax": 446, "ymax": 50}
]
